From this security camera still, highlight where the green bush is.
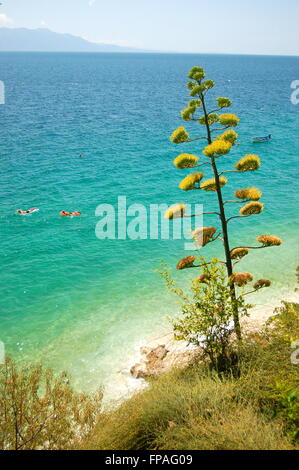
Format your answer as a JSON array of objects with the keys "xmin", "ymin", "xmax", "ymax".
[
  {"xmin": 82, "ymin": 365, "xmax": 295, "ymax": 450},
  {"xmin": 221, "ymin": 301, "xmax": 299, "ymax": 441},
  {"xmin": 2, "ymin": 302, "xmax": 298, "ymax": 450},
  {"xmin": 160, "ymin": 258, "xmax": 250, "ymax": 372},
  {"xmin": 82, "ymin": 302, "xmax": 299, "ymax": 450}
]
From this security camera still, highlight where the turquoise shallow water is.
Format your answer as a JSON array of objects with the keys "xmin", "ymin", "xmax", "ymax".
[{"xmin": 0, "ymin": 53, "xmax": 298, "ymax": 394}]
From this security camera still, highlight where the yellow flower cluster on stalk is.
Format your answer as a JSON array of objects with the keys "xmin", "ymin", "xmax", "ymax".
[
  {"xmin": 181, "ymin": 108, "xmax": 194, "ymax": 121},
  {"xmin": 216, "ymin": 97, "xmax": 232, "ymax": 108},
  {"xmin": 201, "ymin": 176, "xmax": 227, "ymax": 191},
  {"xmin": 164, "ymin": 203, "xmax": 186, "ymax": 220},
  {"xmin": 192, "ymin": 227, "xmax": 217, "ymax": 247},
  {"xmin": 176, "ymin": 256, "xmax": 197, "ymax": 270},
  {"xmin": 253, "ymin": 279, "xmax": 271, "ymax": 289},
  {"xmin": 229, "ymin": 272, "xmax": 253, "ymax": 287},
  {"xmin": 218, "ymin": 113, "xmax": 240, "ymax": 127},
  {"xmin": 230, "ymin": 247, "xmax": 249, "ymax": 260},
  {"xmin": 194, "ymin": 273, "xmax": 211, "ymax": 284},
  {"xmin": 188, "ymin": 66, "xmax": 205, "ymax": 80},
  {"xmin": 170, "ymin": 127, "xmax": 189, "ymax": 144},
  {"xmin": 240, "ymin": 201, "xmax": 264, "ymax": 216},
  {"xmin": 181, "ymin": 100, "xmax": 202, "ymax": 121},
  {"xmin": 190, "ymin": 85, "xmax": 206, "ymax": 96},
  {"xmin": 235, "ymin": 188, "xmax": 262, "ymax": 201},
  {"xmin": 199, "ymin": 114, "xmax": 219, "ymax": 126},
  {"xmin": 216, "ymin": 130, "xmax": 238, "ymax": 145},
  {"xmin": 257, "ymin": 235, "xmax": 282, "ymax": 246},
  {"xmin": 179, "ymin": 172, "xmax": 204, "ymax": 191},
  {"xmin": 204, "ymin": 80, "xmax": 215, "ymax": 89},
  {"xmin": 203, "ymin": 140, "xmax": 232, "ymax": 157},
  {"xmin": 173, "ymin": 153, "xmax": 199, "ymax": 169},
  {"xmin": 235, "ymin": 154, "xmax": 260, "ymax": 172}
]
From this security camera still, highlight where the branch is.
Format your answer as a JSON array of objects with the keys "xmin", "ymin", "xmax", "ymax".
[
  {"xmin": 184, "ymin": 211, "xmax": 221, "ymax": 218},
  {"xmin": 193, "ymin": 233, "xmax": 224, "ymax": 251},
  {"xmin": 233, "ymin": 260, "xmax": 242, "ymax": 267},
  {"xmin": 184, "ymin": 260, "xmax": 225, "ymax": 269},
  {"xmin": 211, "ymin": 126, "xmax": 230, "ymax": 133},
  {"xmin": 174, "ymin": 136, "xmax": 208, "ymax": 144},
  {"xmin": 185, "ymin": 136, "xmax": 209, "ymax": 143},
  {"xmin": 224, "ymin": 200, "xmax": 251, "ymax": 204},
  {"xmin": 187, "ymin": 187, "xmax": 203, "ymax": 191},
  {"xmin": 226, "ymin": 215, "xmax": 252, "ymax": 223},
  {"xmin": 218, "ymin": 170, "xmax": 241, "ymax": 176},
  {"xmin": 194, "ymin": 162, "xmax": 213, "ymax": 168},
  {"xmin": 238, "ymin": 287, "xmax": 265, "ymax": 299},
  {"xmin": 230, "ymin": 245, "xmax": 266, "ymax": 251},
  {"xmin": 211, "ymin": 231, "xmax": 222, "ymax": 242},
  {"xmin": 208, "ymin": 107, "xmax": 221, "ymax": 115},
  {"xmin": 17, "ymin": 412, "xmax": 57, "ymax": 450}
]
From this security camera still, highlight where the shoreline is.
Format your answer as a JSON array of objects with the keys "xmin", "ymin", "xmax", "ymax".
[{"xmin": 102, "ymin": 286, "xmax": 299, "ymax": 409}]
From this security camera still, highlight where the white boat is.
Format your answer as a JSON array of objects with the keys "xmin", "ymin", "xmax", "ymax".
[{"xmin": 252, "ymin": 134, "xmax": 272, "ymax": 143}]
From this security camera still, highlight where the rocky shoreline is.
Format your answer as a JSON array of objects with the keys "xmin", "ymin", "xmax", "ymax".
[
  {"xmin": 130, "ymin": 342, "xmax": 200, "ymax": 379},
  {"xmin": 102, "ymin": 291, "xmax": 299, "ymax": 409},
  {"xmin": 128, "ymin": 290, "xmax": 299, "ymax": 381}
]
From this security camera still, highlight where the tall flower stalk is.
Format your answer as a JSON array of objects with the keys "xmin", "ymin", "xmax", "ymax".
[{"xmin": 166, "ymin": 66, "xmax": 283, "ymax": 340}]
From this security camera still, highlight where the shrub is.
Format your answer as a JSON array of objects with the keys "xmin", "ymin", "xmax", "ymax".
[
  {"xmin": 81, "ymin": 302, "xmax": 299, "ymax": 450},
  {"xmin": 0, "ymin": 358, "xmax": 102, "ymax": 450},
  {"xmin": 160, "ymin": 259, "xmax": 250, "ymax": 372}
]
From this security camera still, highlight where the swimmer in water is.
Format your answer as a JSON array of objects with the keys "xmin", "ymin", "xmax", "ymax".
[
  {"xmin": 17, "ymin": 207, "xmax": 39, "ymax": 215},
  {"xmin": 60, "ymin": 211, "xmax": 81, "ymax": 217}
]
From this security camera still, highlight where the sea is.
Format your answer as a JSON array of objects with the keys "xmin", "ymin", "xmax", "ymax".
[{"xmin": 0, "ymin": 52, "xmax": 298, "ymax": 401}]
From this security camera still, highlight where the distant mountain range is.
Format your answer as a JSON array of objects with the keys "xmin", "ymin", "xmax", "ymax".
[{"xmin": 0, "ymin": 27, "xmax": 147, "ymax": 52}]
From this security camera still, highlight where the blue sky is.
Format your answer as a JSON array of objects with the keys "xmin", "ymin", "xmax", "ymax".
[{"xmin": 0, "ymin": 0, "xmax": 298, "ymax": 55}]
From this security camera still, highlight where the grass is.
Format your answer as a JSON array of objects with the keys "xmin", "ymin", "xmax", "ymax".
[
  {"xmin": 81, "ymin": 301, "xmax": 299, "ymax": 450},
  {"xmin": 1, "ymin": 301, "xmax": 298, "ymax": 450}
]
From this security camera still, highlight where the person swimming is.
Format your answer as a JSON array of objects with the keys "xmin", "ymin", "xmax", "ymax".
[
  {"xmin": 60, "ymin": 211, "xmax": 81, "ymax": 217},
  {"xmin": 17, "ymin": 207, "xmax": 39, "ymax": 215}
]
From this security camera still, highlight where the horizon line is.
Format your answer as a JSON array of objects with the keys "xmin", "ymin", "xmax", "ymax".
[
  {"xmin": 0, "ymin": 27, "xmax": 298, "ymax": 57},
  {"xmin": 0, "ymin": 50, "xmax": 298, "ymax": 57}
]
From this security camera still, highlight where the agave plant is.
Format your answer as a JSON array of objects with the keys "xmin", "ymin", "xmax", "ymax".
[{"xmin": 165, "ymin": 66, "xmax": 283, "ymax": 340}]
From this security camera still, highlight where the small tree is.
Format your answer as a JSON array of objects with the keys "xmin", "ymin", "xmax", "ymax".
[
  {"xmin": 165, "ymin": 66, "xmax": 283, "ymax": 341},
  {"xmin": 0, "ymin": 357, "xmax": 102, "ymax": 450},
  {"xmin": 161, "ymin": 258, "xmax": 251, "ymax": 372}
]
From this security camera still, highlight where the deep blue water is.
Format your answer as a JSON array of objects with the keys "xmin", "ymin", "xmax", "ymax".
[{"xmin": 0, "ymin": 53, "xmax": 298, "ymax": 394}]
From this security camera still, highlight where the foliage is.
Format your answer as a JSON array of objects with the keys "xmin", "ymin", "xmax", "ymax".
[
  {"xmin": 164, "ymin": 203, "xmax": 186, "ymax": 220},
  {"xmin": 257, "ymin": 234, "xmax": 283, "ymax": 247},
  {"xmin": 0, "ymin": 358, "xmax": 102, "ymax": 450},
  {"xmin": 235, "ymin": 187, "xmax": 262, "ymax": 201},
  {"xmin": 229, "ymin": 272, "xmax": 253, "ymax": 287},
  {"xmin": 81, "ymin": 303, "xmax": 299, "ymax": 451},
  {"xmin": 176, "ymin": 255, "xmax": 197, "ymax": 270},
  {"xmin": 201, "ymin": 176, "xmax": 227, "ymax": 191},
  {"xmin": 239, "ymin": 201, "xmax": 264, "ymax": 216},
  {"xmin": 173, "ymin": 153, "xmax": 199, "ymax": 169},
  {"xmin": 218, "ymin": 113, "xmax": 240, "ymax": 127},
  {"xmin": 238, "ymin": 302, "xmax": 299, "ymax": 441},
  {"xmin": 160, "ymin": 259, "xmax": 250, "ymax": 371},
  {"xmin": 203, "ymin": 140, "xmax": 232, "ymax": 157},
  {"xmin": 215, "ymin": 129, "xmax": 238, "ymax": 144},
  {"xmin": 165, "ymin": 65, "xmax": 283, "ymax": 349},
  {"xmin": 179, "ymin": 172, "xmax": 204, "ymax": 191},
  {"xmin": 235, "ymin": 154, "xmax": 261, "ymax": 172},
  {"xmin": 230, "ymin": 247, "xmax": 249, "ymax": 260},
  {"xmin": 170, "ymin": 126, "xmax": 189, "ymax": 144},
  {"xmin": 192, "ymin": 226, "xmax": 217, "ymax": 247}
]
